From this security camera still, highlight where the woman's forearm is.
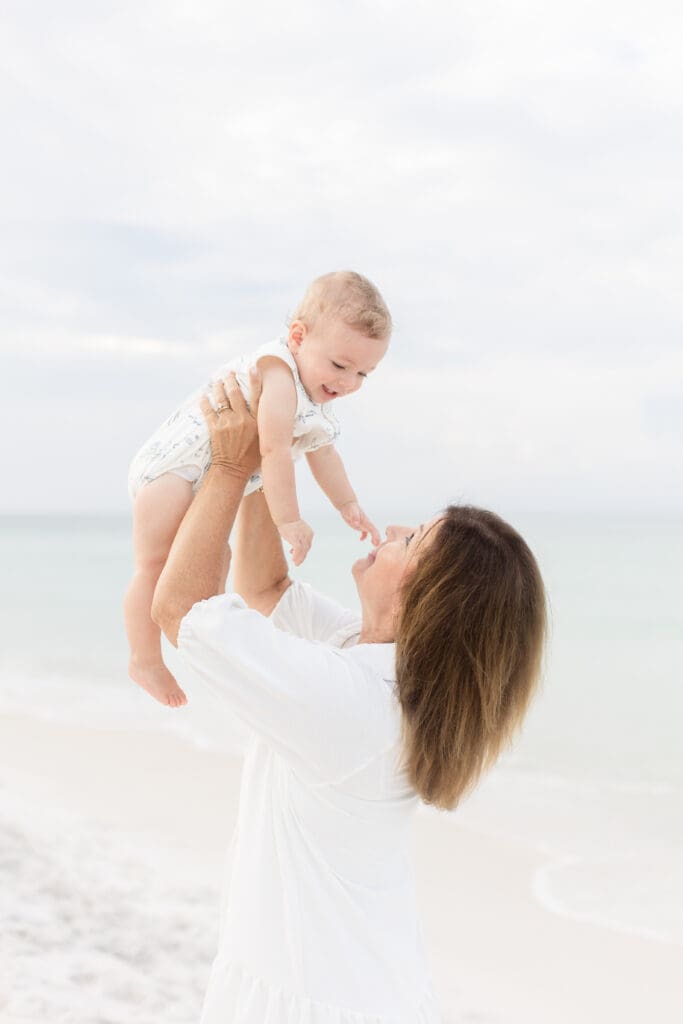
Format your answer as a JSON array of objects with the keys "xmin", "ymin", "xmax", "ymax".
[
  {"xmin": 152, "ymin": 463, "xmax": 249, "ymax": 646},
  {"xmin": 232, "ymin": 490, "xmax": 291, "ymax": 613},
  {"xmin": 151, "ymin": 370, "xmax": 263, "ymax": 644}
]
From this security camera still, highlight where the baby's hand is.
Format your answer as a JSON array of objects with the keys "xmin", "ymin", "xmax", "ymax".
[
  {"xmin": 278, "ymin": 519, "xmax": 314, "ymax": 566},
  {"xmin": 338, "ymin": 501, "xmax": 381, "ymax": 547}
]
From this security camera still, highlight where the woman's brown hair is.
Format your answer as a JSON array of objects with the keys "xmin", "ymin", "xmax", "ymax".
[{"xmin": 395, "ymin": 506, "xmax": 547, "ymax": 810}]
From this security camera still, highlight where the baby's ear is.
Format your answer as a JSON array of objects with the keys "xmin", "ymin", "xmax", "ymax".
[{"xmin": 288, "ymin": 319, "xmax": 306, "ymax": 348}]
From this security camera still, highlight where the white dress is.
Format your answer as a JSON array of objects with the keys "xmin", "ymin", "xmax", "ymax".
[
  {"xmin": 127, "ymin": 338, "xmax": 340, "ymax": 499},
  {"xmin": 176, "ymin": 581, "xmax": 443, "ymax": 1024}
]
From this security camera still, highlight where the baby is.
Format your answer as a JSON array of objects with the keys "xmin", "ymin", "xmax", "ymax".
[{"xmin": 124, "ymin": 270, "xmax": 391, "ymax": 708}]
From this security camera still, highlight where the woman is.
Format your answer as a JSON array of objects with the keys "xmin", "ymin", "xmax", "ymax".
[{"xmin": 153, "ymin": 371, "xmax": 546, "ymax": 1024}]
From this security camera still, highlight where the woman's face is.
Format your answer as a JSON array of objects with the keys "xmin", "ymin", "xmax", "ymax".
[{"xmin": 352, "ymin": 517, "xmax": 441, "ymax": 621}]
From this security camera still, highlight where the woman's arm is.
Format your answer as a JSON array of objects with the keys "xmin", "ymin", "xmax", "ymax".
[
  {"xmin": 152, "ymin": 371, "xmax": 262, "ymax": 647},
  {"xmin": 174, "ymin": 591, "xmax": 395, "ymax": 782},
  {"xmin": 232, "ymin": 490, "xmax": 292, "ymax": 616}
]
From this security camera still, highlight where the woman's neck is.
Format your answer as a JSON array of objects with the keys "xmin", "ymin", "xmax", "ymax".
[{"xmin": 358, "ymin": 616, "xmax": 395, "ymax": 645}]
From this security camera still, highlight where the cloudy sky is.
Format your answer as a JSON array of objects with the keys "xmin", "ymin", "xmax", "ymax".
[{"xmin": 1, "ymin": 0, "xmax": 681, "ymax": 518}]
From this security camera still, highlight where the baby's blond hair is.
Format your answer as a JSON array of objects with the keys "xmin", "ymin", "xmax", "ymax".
[{"xmin": 292, "ymin": 271, "xmax": 392, "ymax": 341}]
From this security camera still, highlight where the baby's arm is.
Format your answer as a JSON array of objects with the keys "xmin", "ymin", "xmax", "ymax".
[
  {"xmin": 258, "ymin": 358, "xmax": 313, "ymax": 565},
  {"xmin": 306, "ymin": 446, "xmax": 380, "ymax": 546}
]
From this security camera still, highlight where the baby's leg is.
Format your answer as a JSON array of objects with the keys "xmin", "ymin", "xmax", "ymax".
[{"xmin": 124, "ymin": 473, "xmax": 194, "ymax": 707}]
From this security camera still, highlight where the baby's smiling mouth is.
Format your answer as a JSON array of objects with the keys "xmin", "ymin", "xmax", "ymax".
[{"xmin": 321, "ymin": 384, "xmax": 338, "ymax": 397}]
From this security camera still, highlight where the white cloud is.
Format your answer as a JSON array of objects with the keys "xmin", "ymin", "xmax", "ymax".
[
  {"xmin": 0, "ymin": 328, "xmax": 192, "ymax": 358},
  {"xmin": 330, "ymin": 348, "xmax": 683, "ymax": 513},
  {"xmin": 0, "ymin": 1, "xmax": 681, "ymax": 512}
]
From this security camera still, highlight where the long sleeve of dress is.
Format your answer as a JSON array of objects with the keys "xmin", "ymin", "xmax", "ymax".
[
  {"xmin": 269, "ymin": 580, "xmax": 361, "ymax": 645},
  {"xmin": 177, "ymin": 589, "xmax": 397, "ymax": 784}
]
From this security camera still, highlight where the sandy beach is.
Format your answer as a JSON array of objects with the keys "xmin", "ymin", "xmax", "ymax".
[{"xmin": 1, "ymin": 711, "xmax": 681, "ymax": 1024}]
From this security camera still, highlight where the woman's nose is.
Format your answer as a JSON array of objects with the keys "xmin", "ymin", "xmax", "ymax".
[{"xmin": 385, "ymin": 524, "xmax": 412, "ymax": 541}]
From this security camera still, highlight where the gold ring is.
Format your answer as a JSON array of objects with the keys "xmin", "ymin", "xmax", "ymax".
[{"xmin": 215, "ymin": 403, "xmax": 229, "ymax": 413}]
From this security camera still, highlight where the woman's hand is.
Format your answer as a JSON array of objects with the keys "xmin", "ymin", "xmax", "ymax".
[{"xmin": 199, "ymin": 369, "xmax": 262, "ymax": 479}]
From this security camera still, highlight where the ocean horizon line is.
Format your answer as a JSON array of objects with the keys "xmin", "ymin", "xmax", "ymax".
[{"xmin": 2, "ymin": 505, "xmax": 682, "ymax": 525}]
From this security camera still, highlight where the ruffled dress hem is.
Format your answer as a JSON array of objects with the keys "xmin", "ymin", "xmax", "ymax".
[{"xmin": 201, "ymin": 959, "xmax": 442, "ymax": 1024}]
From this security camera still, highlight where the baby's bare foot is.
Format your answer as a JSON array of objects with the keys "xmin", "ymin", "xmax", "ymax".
[{"xmin": 128, "ymin": 658, "xmax": 188, "ymax": 708}]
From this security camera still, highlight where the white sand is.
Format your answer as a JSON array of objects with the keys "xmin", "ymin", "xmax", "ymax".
[{"xmin": 1, "ymin": 712, "xmax": 681, "ymax": 1024}]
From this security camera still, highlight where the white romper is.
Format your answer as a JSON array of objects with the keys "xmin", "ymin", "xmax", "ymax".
[
  {"xmin": 177, "ymin": 581, "xmax": 443, "ymax": 1024},
  {"xmin": 127, "ymin": 338, "xmax": 340, "ymax": 500}
]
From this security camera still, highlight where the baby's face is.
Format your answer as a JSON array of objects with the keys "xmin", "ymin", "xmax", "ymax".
[{"xmin": 288, "ymin": 317, "xmax": 388, "ymax": 404}]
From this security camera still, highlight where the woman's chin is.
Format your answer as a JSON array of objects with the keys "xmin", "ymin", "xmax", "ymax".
[{"xmin": 351, "ymin": 553, "xmax": 373, "ymax": 579}]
